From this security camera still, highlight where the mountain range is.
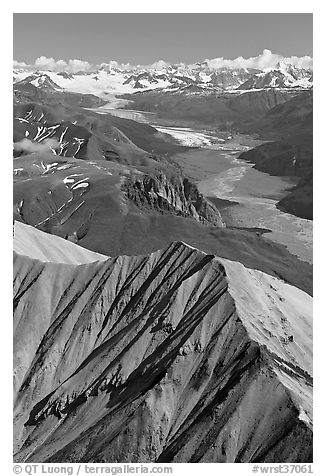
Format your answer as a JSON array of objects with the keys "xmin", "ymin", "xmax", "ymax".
[
  {"xmin": 12, "ymin": 52, "xmax": 313, "ymax": 464},
  {"xmin": 13, "ymin": 61, "xmax": 312, "ymax": 98}
]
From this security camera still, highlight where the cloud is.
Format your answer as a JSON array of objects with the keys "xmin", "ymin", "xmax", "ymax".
[
  {"xmin": 99, "ymin": 61, "xmax": 133, "ymax": 71},
  {"xmin": 150, "ymin": 60, "xmax": 169, "ymax": 71},
  {"xmin": 204, "ymin": 49, "xmax": 313, "ymax": 71},
  {"xmin": 14, "ymin": 138, "xmax": 60, "ymax": 154},
  {"xmin": 67, "ymin": 59, "xmax": 92, "ymax": 73},
  {"xmin": 34, "ymin": 56, "xmax": 56, "ymax": 70},
  {"xmin": 13, "ymin": 60, "xmax": 28, "ymax": 68},
  {"xmin": 33, "ymin": 56, "xmax": 92, "ymax": 73},
  {"xmin": 13, "ymin": 49, "xmax": 313, "ymax": 74}
]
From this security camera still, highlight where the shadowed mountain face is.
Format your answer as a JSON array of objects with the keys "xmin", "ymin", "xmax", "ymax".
[
  {"xmin": 277, "ymin": 172, "xmax": 313, "ymax": 220},
  {"xmin": 14, "ymin": 223, "xmax": 312, "ymax": 463},
  {"xmin": 239, "ymin": 134, "xmax": 312, "ymax": 179},
  {"xmin": 236, "ymin": 91, "xmax": 312, "ymax": 139},
  {"xmin": 119, "ymin": 89, "xmax": 295, "ymax": 127}
]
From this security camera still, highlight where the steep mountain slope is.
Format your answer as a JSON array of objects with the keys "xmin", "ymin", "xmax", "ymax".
[
  {"xmin": 240, "ymin": 134, "xmax": 312, "ymax": 178},
  {"xmin": 120, "ymin": 89, "xmax": 294, "ymax": 127},
  {"xmin": 238, "ymin": 64, "xmax": 312, "ymax": 90},
  {"xmin": 262, "ymin": 91, "xmax": 312, "ymax": 135},
  {"xmin": 14, "ymin": 220, "xmax": 107, "ymax": 264},
  {"xmin": 277, "ymin": 172, "xmax": 313, "ymax": 220},
  {"xmin": 227, "ymin": 89, "xmax": 295, "ymax": 120},
  {"xmin": 14, "ymin": 223, "xmax": 312, "ymax": 463},
  {"xmin": 237, "ymin": 91, "xmax": 312, "ymax": 138}
]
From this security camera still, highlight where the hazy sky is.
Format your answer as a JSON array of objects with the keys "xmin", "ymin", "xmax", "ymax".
[{"xmin": 13, "ymin": 13, "xmax": 313, "ymax": 64}]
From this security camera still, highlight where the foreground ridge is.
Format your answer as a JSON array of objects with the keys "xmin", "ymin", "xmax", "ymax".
[{"xmin": 13, "ymin": 223, "xmax": 312, "ymax": 463}]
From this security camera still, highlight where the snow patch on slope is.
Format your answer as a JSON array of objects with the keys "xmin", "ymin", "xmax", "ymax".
[
  {"xmin": 14, "ymin": 221, "xmax": 108, "ymax": 264},
  {"xmin": 219, "ymin": 256, "xmax": 312, "ymax": 426}
]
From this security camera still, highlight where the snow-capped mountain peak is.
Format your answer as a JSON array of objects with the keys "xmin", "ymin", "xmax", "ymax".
[{"xmin": 13, "ymin": 57, "xmax": 313, "ymax": 100}]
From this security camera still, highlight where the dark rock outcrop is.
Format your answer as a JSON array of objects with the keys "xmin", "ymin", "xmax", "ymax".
[{"xmin": 122, "ymin": 172, "xmax": 225, "ymax": 226}]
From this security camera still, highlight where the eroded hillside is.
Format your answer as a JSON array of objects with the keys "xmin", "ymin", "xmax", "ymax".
[{"xmin": 14, "ymin": 222, "xmax": 312, "ymax": 463}]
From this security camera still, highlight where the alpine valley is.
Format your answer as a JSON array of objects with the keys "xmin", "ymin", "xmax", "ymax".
[{"xmin": 13, "ymin": 51, "xmax": 313, "ymax": 464}]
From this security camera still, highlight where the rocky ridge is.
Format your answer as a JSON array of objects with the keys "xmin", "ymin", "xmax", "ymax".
[
  {"xmin": 122, "ymin": 172, "xmax": 225, "ymax": 226},
  {"xmin": 14, "ymin": 222, "xmax": 312, "ymax": 463}
]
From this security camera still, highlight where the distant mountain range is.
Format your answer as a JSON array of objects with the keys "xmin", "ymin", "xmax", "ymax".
[{"xmin": 13, "ymin": 60, "xmax": 313, "ymax": 99}]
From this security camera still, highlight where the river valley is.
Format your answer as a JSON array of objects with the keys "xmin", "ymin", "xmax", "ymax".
[{"xmin": 88, "ymin": 103, "xmax": 313, "ymax": 264}]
